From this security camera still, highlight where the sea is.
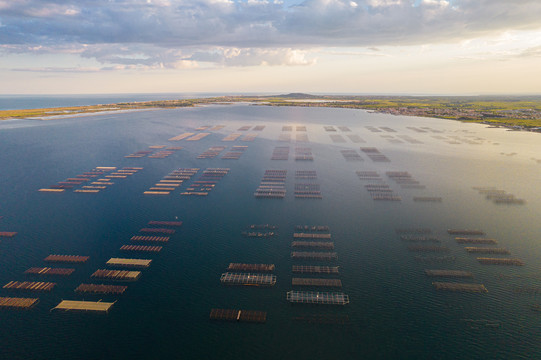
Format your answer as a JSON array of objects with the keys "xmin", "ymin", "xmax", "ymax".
[{"xmin": 0, "ymin": 96, "xmax": 540, "ymax": 360}]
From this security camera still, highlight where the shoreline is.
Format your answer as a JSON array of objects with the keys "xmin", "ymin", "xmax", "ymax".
[{"xmin": 1, "ymin": 94, "xmax": 540, "ymax": 132}]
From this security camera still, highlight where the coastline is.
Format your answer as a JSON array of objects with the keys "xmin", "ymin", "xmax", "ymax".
[{"xmin": 1, "ymin": 94, "xmax": 540, "ymax": 132}]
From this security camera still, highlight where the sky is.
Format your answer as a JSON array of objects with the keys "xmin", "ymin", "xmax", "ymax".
[{"xmin": 1, "ymin": 0, "xmax": 541, "ymax": 95}]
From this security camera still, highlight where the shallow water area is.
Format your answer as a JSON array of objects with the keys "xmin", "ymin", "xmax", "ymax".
[{"xmin": 0, "ymin": 103, "xmax": 540, "ymax": 360}]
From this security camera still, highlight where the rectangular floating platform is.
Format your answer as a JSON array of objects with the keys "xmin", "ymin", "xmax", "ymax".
[
  {"xmin": 286, "ymin": 291, "xmax": 349, "ymax": 305},
  {"xmin": 24, "ymin": 267, "xmax": 75, "ymax": 276},
  {"xmin": 186, "ymin": 133, "xmax": 210, "ymax": 141},
  {"xmin": 59, "ymin": 181, "xmax": 82, "ymax": 185},
  {"xmin": 106, "ymin": 258, "xmax": 152, "ymax": 268},
  {"xmin": 91, "ymin": 269, "xmax": 141, "ymax": 281},
  {"xmin": 455, "ymin": 237, "xmax": 498, "ymax": 244},
  {"xmin": 295, "ymin": 225, "xmax": 330, "ymax": 232},
  {"xmin": 155, "ymin": 183, "xmax": 180, "ymax": 187},
  {"xmin": 432, "ymin": 282, "xmax": 488, "ymax": 293},
  {"xmin": 295, "ymin": 194, "xmax": 323, "ymax": 199},
  {"xmin": 3, "ymin": 281, "xmax": 56, "ymax": 291},
  {"xmin": 209, "ymin": 308, "xmax": 267, "ymax": 323},
  {"xmin": 220, "ymin": 272, "xmax": 276, "ymax": 286},
  {"xmin": 52, "ymin": 300, "xmax": 115, "ymax": 313},
  {"xmin": 293, "ymin": 233, "xmax": 331, "ymax": 239},
  {"xmin": 168, "ymin": 133, "xmax": 195, "ymax": 141},
  {"xmin": 181, "ymin": 192, "xmax": 209, "ymax": 196},
  {"xmin": 227, "ymin": 263, "xmax": 275, "ymax": 272},
  {"xmin": 222, "ymin": 133, "xmax": 242, "ymax": 141},
  {"xmin": 465, "ymin": 247, "xmax": 510, "ymax": 254},
  {"xmin": 0, "ymin": 232, "xmax": 17, "ymax": 237},
  {"xmin": 242, "ymin": 231, "xmax": 276, "ymax": 238},
  {"xmin": 75, "ymin": 283, "xmax": 128, "ymax": 295},
  {"xmin": 424, "ymin": 270, "xmax": 474, "ymax": 278},
  {"xmin": 0, "ymin": 296, "xmax": 39, "ymax": 309},
  {"xmin": 372, "ymin": 195, "xmax": 402, "ymax": 201},
  {"xmin": 292, "ymin": 278, "xmax": 342, "ymax": 287},
  {"xmin": 292, "ymin": 265, "xmax": 339, "ymax": 274},
  {"xmin": 447, "ymin": 229, "xmax": 485, "ymax": 235},
  {"xmin": 247, "ymin": 224, "xmax": 278, "ymax": 230},
  {"xmin": 143, "ymin": 191, "xmax": 170, "ymax": 195},
  {"xmin": 120, "ymin": 245, "xmax": 162, "ymax": 252},
  {"xmin": 139, "ymin": 228, "xmax": 175, "ymax": 235},
  {"xmin": 400, "ymin": 236, "xmax": 440, "ymax": 243},
  {"xmin": 148, "ymin": 221, "xmax": 183, "ymax": 227},
  {"xmin": 477, "ymin": 258, "xmax": 524, "ymax": 266},
  {"xmin": 130, "ymin": 235, "xmax": 169, "ymax": 242},
  {"xmin": 44, "ymin": 255, "xmax": 89, "ymax": 263},
  {"xmin": 291, "ymin": 241, "xmax": 334, "ymax": 249},
  {"xmin": 39, "ymin": 188, "xmax": 65, "ymax": 192},
  {"xmin": 291, "ymin": 252, "xmax": 337, "ymax": 260},
  {"xmin": 347, "ymin": 135, "xmax": 365, "ymax": 143}
]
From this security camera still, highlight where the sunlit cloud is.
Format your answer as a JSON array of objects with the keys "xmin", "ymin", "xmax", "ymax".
[
  {"xmin": 1, "ymin": 0, "xmax": 541, "ymax": 96},
  {"xmin": 1, "ymin": 0, "xmax": 541, "ymax": 69},
  {"xmin": 188, "ymin": 47, "xmax": 315, "ymax": 66}
]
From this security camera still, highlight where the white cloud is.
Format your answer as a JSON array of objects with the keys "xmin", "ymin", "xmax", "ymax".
[
  {"xmin": 2, "ymin": 0, "xmax": 541, "ymax": 69},
  {"xmin": 320, "ymin": 49, "xmax": 387, "ymax": 57},
  {"xmin": 368, "ymin": 0, "xmax": 402, "ymax": 7},
  {"xmin": 189, "ymin": 47, "xmax": 315, "ymax": 66}
]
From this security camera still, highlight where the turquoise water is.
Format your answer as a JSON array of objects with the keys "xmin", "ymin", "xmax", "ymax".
[{"xmin": 0, "ymin": 104, "xmax": 540, "ymax": 360}]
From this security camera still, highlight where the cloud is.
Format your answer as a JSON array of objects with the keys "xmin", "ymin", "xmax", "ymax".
[
  {"xmin": 320, "ymin": 49, "xmax": 387, "ymax": 57},
  {"xmin": 1, "ymin": 0, "xmax": 541, "ymax": 68},
  {"xmin": 519, "ymin": 46, "xmax": 541, "ymax": 58},
  {"xmin": 188, "ymin": 47, "xmax": 315, "ymax": 66},
  {"xmin": 12, "ymin": 66, "xmax": 102, "ymax": 73}
]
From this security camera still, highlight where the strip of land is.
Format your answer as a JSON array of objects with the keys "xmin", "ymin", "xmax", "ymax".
[{"xmin": 2, "ymin": 94, "xmax": 540, "ymax": 131}]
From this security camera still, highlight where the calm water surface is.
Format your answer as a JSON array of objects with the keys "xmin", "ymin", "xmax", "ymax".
[{"xmin": 0, "ymin": 104, "xmax": 540, "ymax": 360}]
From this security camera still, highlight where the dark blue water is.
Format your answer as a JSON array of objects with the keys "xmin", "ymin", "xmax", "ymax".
[{"xmin": 0, "ymin": 104, "xmax": 540, "ymax": 360}]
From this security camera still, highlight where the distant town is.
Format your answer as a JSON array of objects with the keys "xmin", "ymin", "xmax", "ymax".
[{"xmin": 251, "ymin": 94, "xmax": 541, "ymax": 132}]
